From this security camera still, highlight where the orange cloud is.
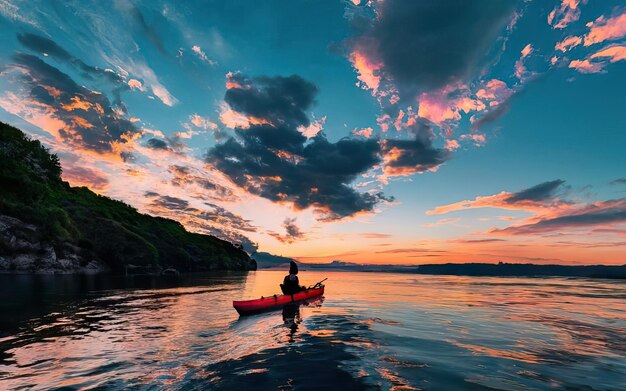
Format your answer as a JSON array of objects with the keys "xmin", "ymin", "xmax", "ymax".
[
  {"xmin": 590, "ymin": 44, "xmax": 626, "ymax": 62},
  {"xmin": 555, "ymin": 36, "xmax": 582, "ymax": 52},
  {"xmin": 548, "ymin": 0, "xmax": 585, "ymax": 29},
  {"xmin": 62, "ymin": 165, "xmax": 109, "ymax": 190},
  {"xmin": 297, "ymin": 116, "xmax": 326, "ymax": 138},
  {"xmin": 584, "ymin": 11, "xmax": 626, "ymax": 46},
  {"xmin": 189, "ymin": 114, "xmax": 217, "ymax": 130},
  {"xmin": 568, "ymin": 59, "xmax": 604, "ymax": 73},
  {"xmin": 349, "ymin": 49, "xmax": 382, "ymax": 94},
  {"xmin": 352, "ymin": 127, "xmax": 373, "ymax": 138}
]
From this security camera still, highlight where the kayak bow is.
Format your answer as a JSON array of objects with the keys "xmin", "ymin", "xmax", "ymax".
[{"xmin": 233, "ymin": 285, "xmax": 325, "ymax": 316}]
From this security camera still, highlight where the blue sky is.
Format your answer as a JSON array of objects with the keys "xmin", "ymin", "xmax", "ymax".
[{"xmin": 1, "ymin": 0, "xmax": 625, "ymax": 264}]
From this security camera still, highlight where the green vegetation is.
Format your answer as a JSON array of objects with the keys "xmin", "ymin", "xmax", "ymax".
[{"xmin": 0, "ymin": 121, "xmax": 255, "ymax": 272}]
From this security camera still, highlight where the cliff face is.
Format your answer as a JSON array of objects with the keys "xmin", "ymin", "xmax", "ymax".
[{"xmin": 0, "ymin": 122, "xmax": 256, "ymax": 273}]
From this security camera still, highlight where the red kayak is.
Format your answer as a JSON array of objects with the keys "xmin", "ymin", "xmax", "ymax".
[{"xmin": 233, "ymin": 285, "xmax": 325, "ymax": 316}]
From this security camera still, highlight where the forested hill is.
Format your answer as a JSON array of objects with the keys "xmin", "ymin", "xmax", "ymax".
[{"xmin": 0, "ymin": 122, "xmax": 256, "ymax": 273}]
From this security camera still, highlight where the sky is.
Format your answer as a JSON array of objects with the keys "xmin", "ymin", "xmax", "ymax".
[{"xmin": 1, "ymin": 0, "xmax": 625, "ymax": 265}]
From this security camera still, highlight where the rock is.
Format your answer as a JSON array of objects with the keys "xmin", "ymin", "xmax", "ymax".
[{"xmin": 0, "ymin": 214, "xmax": 104, "ymax": 274}]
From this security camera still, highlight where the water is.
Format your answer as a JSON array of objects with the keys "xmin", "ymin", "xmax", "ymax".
[{"xmin": 1, "ymin": 271, "xmax": 625, "ymax": 390}]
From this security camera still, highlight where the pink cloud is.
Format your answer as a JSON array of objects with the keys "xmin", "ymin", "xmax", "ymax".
[
  {"xmin": 427, "ymin": 191, "xmax": 569, "ymax": 216},
  {"xmin": 62, "ymin": 165, "xmax": 109, "ymax": 190},
  {"xmin": 590, "ymin": 44, "xmax": 626, "ymax": 62},
  {"xmin": 445, "ymin": 139, "xmax": 460, "ymax": 151},
  {"xmin": 584, "ymin": 11, "xmax": 626, "ymax": 46},
  {"xmin": 460, "ymin": 133, "xmax": 486, "ymax": 147},
  {"xmin": 568, "ymin": 59, "xmax": 604, "ymax": 73},
  {"xmin": 423, "ymin": 218, "xmax": 460, "ymax": 227},
  {"xmin": 190, "ymin": 114, "xmax": 217, "ymax": 130},
  {"xmin": 349, "ymin": 48, "xmax": 382, "ymax": 94},
  {"xmin": 352, "ymin": 127, "xmax": 373, "ymax": 138},
  {"xmin": 568, "ymin": 45, "xmax": 626, "ymax": 74},
  {"xmin": 548, "ymin": 0, "xmax": 585, "ymax": 29},
  {"xmin": 297, "ymin": 116, "xmax": 326, "ymax": 138},
  {"xmin": 416, "ymin": 86, "xmax": 486, "ymax": 127},
  {"xmin": 489, "ymin": 199, "xmax": 626, "ymax": 236},
  {"xmin": 127, "ymin": 79, "xmax": 144, "ymax": 91},
  {"xmin": 476, "ymin": 79, "xmax": 511, "ymax": 102},
  {"xmin": 192, "ymin": 45, "xmax": 216, "ymax": 65},
  {"xmin": 555, "ymin": 36, "xmax": 582, "ymax": 52}
]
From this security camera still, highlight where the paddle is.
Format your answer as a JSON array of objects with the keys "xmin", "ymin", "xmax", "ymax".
[{"xmin": 308, "ymin": 278, "xmax": 327, "ymax": 289}]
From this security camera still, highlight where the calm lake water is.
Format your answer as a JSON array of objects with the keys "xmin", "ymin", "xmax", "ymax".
[{"xmin": 1, "ymin": 271, "xmax": 625, "ymax": 390}]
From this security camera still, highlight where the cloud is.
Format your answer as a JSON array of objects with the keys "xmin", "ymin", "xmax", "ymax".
[
  {"xmin": 569, "ymin": 44, "xmax": 626, "ymax": 73},
  {"xmin": 145, "ymin": 193, "xmax": 258, "ymax": 252},
  {"xmin": 555, "ymin": 36, "xmax": 582, "ymax": 52},
  {"xmin": 17, "ymin": 33, "xmax": 129, "ymax": 109},
  {"xmin": 423, "ymin": 218, "xmax": 460, "ymax": 227},
  {"xmin": 352, "ymin": 127, "xmax": 373, "ymax": 138},
  {"xmin": 146, "ymin": 137, "xmax": 169, "ymax": 149},
  {"xmin": 206, "ymin": 73, "xmax": 388, "ymax": 220},
  {"xmin": 223, "ymin": 72, "xmax": 318, "ymax": 128},
  {"xmin": 548, "ymin": 0, "xmax": 585, "ymax": 29},
  {"xmin": 380, "ymin": 122, "xmax": 450, "ymax": 178},
  {"xmin": 269, "ymin": 217, "xmax": 305, "ymax": 243},
  {"xmin": 584, "ymin": 9, "xmax": 626, "ymax": 46},
  {"xmin": 489, "ymin": 199, "xmax": 626, "ymax": 236},
  {"xmin": 452, "ymin": 238, "xmax": 506, "ymax": 244},
  {"xmin": 192, "ymin": 45, "xmax": 216, "ymax": 65},
  {"xmin": 61, "ymin": 165, "xmax": 109, "ymax": 190},
  {"xmin": 124, "ymin": 2, "xmax": 168, "ymax": 55},
  {"xmin": 428, "ymin": 179, "xmax": 569, "ymax": 215},
  {"xmin": 358, "ymin": 233, "xmax": 392, "ymax": 239},
  {"xmin": 189, "ymin": 114, "xmax": 217, "ymax": 130},
  {"xmin": 3, "ymin": 53, "xmax": 140, "ymax": 157},
  {"xmin": 348, "ymin": 0, "xmax": 516, "ymax": 98},
  {"xmin": 298, "ymin": 116, "xmax": 326, "ymax": 138},
  {"xmin": 168, "ymin": 165, "xmax": 235, "ymax": 202},
  {"xmin": 505, "ymin": 179, "xmax": 566, "ymax": 203},
  {"xmin": 429, "ymin": 180, "xmax": 626, "ymax": 239},
  {"xmin": 611, "ymin": 178, "xmax": 626, "ymax": 186}
]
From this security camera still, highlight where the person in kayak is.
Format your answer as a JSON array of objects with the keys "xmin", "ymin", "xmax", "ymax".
[{"xmin": 281, "ymin": 261, "xmax": 306, "ymax": 295}]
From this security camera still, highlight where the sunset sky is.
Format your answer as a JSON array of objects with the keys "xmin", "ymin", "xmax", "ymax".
[{"xmin": 1, "ymin": 0, "xmax": 625, "ymax": 265}]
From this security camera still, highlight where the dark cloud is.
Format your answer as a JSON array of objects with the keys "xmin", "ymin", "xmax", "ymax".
[
  {"xmin": 128, "ymin": 4, "xmax": 168, "ymax": 55},
  {"xmin": 144, "ymin": 135, "xmax": 187, "ymax": 153},
  {"xmin": 453, "ymin": 238, "xmax": 506, "ymax": 244},
  {"xmin": 146, "ymin": 138, "xmax": 169, "ymax": 149},
  {"xmin": 270, "ymin": 217, "xmax": 304, "ymax": 243},
  {"xmin": 62, "ymin": 165, "xmax": 109, "ymax": 190},
  {"xmin": 10, "ymin": 53, "xmax": 139, "ymax": 154},
  {"xmin": 470, "ymin": 100, "xmax": 511, "ymax": 130},
  {"xmin": 145, "ymin": 193, "xmax": 258, "ymax": 253},
  {"xmin": 17, "ymin": 33, "xmax": 129, "ymax": 110},
  {"xmin": 491, "ymin": 200, "xmax": 626, "ymax": 236},
  {"xmin": 610, "ymin": 178, "xmax": 626, "ymax": 186},
  {"xmin": 381, "ymin": 122, "xmax": 450, "ymax": 175},
  {"xmin": 351, "ymin": 0, "xmax": 516, "ymax": 97},
  {"xmin": 506, "ymin": 180, "xmax": 566, "ymax": 203},
  {"xmin": 168, "ymin": 165, "xmax": 236, "ymax": 202},
  {"xmin": 152, "ymin": 195, "xmax": 189, "ymax": 211},
  {"xmin": 200, "ymin": 202, "xmax": 257, "ymax": 233},
  {"xmin": 225, "ymin": 73, "xmax": 318, "ymax": 128},
  {"xmin": 207, "ymin": 74, "xmax": 388, "ymax": 220}
]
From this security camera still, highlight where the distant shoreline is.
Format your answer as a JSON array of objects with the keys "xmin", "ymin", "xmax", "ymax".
[{"xmin": 254, "ymin": 255, "xmax": 626, "ymax": 279}]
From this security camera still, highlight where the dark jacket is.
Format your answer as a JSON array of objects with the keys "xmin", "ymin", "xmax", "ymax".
[
  {"xmin": 282, "ymin": 274, "xmax": 301, "ymax": 294},
  {"xmin": 281, "ymin": 261, "xmax": 303, "ymax": 294}
]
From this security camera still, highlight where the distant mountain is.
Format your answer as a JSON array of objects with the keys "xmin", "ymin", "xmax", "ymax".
[
  {"xmin": 0, "ymin": 122, "xmax": 256, "ymax": 274},
  {"xmin": 253, "ymin": 252, "xmax": 296, "ymax": 268},
  {"xmin": 296, "ymin": 260, "xmax": 626, "ymax": 279}
]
